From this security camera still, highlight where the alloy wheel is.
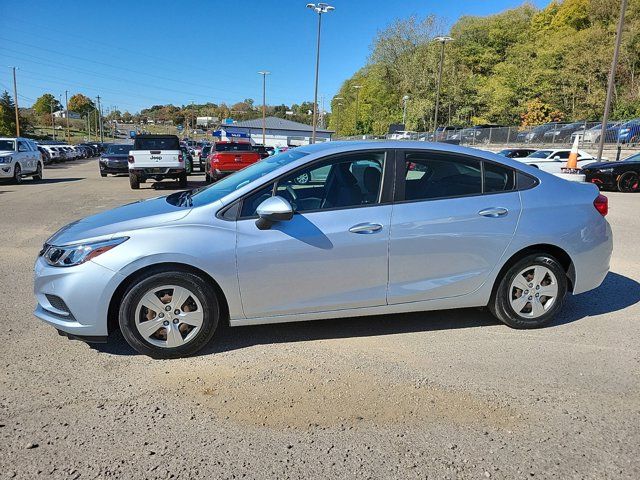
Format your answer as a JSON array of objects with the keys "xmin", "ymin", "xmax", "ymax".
[
  {"xmin": 509, "ymin": 265, "xmax": 558, "ymax": 319},
  {"xmin": 134, "ymin": 285, "xmax": 204, "ymax": 348}
]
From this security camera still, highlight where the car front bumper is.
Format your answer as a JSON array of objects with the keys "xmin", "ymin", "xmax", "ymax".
[
  {"xmin": 33, "ymin": 257, "xmax": 123, "ymax": 337},
  {"xmin": 0, "ymin": 163, "xmax": 15, "ymax": 178},
  {"xmin": 99, "ymin": 161, "xmax": 128, "ymax": 174},
  {"xmin": 583, "ymin": 170, "xmax": 618, "ymax": 189}
]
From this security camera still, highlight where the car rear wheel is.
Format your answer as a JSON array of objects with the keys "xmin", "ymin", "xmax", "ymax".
[
  {"xmin": 490, "ymin": 254, "xmax": 567, "ymax": 329},
  {"xmin": 33, "ymin": 163, "xmax": 43, "ymax": 181},
  {"xmin": 129, "ymin": 172, "xmax": 140, "ymax": 189},
  {"xmin": 617, "ymin": 171, "xmax": 639, "ymax": 193},
  {"xmin": 119, "ymin": 271, "xmax": 220, "ymax": 358},
  {"xmin": 178, "ymin": 172, "xmax": 187, "ymax": 188}
]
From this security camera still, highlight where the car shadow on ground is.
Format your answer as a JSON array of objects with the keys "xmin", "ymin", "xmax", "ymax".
[{"xmin": 93, "ymin": 271, "xmax": 640, "ymax": 357}]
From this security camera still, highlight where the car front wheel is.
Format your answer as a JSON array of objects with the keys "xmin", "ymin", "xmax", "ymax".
[
  {"xmin": 119, "ymin": 271, "xmax": 220, "ymax": 358},
  {"xmin": 490, "ymin": 254, "xmax": 567, "ymax": 329}
]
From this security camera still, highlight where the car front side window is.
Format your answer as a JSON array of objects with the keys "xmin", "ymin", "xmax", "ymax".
[{"xmin": 239, "ymin": 152, "xmax": 386, "ymax": 218}]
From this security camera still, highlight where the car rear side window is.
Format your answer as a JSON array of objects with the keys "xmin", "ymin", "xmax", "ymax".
[
  {"xmin": 484, "ymin": 162, "xmax": 515, "ymax": 192},
  {"xmin": 403, "ymin": 152, "xmax": 482, "ymax": 201}
]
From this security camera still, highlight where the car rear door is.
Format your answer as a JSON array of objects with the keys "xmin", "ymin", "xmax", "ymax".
[
  {"xmin": 235, "ymin": 150, "xmax": 393, "ymax": 318},
  {"xmin": 387, "ymin": 150, "xmax": 522, "ymax": 304}
]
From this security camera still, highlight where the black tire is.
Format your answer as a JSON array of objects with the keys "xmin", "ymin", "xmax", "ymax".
[
  {"xmin": 100, "ymin": 173, "xmax": 107, "ymax": 178},
  {"xmin": 118, "ymin": 271, "xmax": 220, "ymax": 358},
  {"xmin": 178, "ymin": 172, "xmax": 188, "ymax": 188},
  {"xmin": 13, "ymin": 163, "xmax": 22, "ymax": 184},
  {"xmin": 489, "ymin": 254, "xmax": 567, "ymax": 329},
  {"xmin": 33, "ymin": 163, "xmax": 43, "ymax": 181},
  {"xmin": 617, "ymin": 171, "xmax": 639, "ymax": 193},
  {"xmin": 129, "ymin": 172, "xmax": 140, "ymax": 189}
]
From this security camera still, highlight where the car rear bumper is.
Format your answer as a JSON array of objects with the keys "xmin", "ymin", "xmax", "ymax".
[{"xmin": 130, "ymin": 167, "xmax": 185, "ymax": 176}]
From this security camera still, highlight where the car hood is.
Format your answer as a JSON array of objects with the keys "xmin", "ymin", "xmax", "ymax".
[{"xmin": 47, "ymin": 196, "xmax": 191, "ymax": 246}]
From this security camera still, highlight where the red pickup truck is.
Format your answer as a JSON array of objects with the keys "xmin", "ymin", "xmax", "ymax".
[{"xmin": 204, "ymin": 142, "xmax": 262, "ymax": 183}]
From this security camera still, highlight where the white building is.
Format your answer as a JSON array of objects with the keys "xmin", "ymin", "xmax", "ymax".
[{"xmin": 53, "ymin": 110, "xmax": 81, "ymax": 119}]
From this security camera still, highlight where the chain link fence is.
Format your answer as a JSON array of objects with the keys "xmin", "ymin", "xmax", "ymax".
[{"xmin": 338, "ymin": 119, "xmax": 640, "ymax": 154}]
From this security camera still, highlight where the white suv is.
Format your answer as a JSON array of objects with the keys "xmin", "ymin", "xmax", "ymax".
[{"xmin": 0, "ymin": 137, "xmax": 44, "ymax": 184}]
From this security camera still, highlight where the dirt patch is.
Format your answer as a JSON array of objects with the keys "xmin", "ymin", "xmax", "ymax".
[{"xmin": 163, "ymin": 359, "xmax": 519, "ymax": 430}]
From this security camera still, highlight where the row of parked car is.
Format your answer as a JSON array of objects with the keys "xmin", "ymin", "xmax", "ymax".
[
  {"xmin": 391, "ymin": 120, "xmax": 640, "ymax": 145},
  {"xmin": 37, "ymin": 142, "xmax": 108, "ymax": 164}
]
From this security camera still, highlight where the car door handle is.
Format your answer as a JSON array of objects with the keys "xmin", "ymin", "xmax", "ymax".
[
  {"xmin": 478, "ymin": 207, "xmax": 508, "ymax": 218},
  {"xmin": 349, "ymin": 223, "xmax": 383, "ymax": 234}
]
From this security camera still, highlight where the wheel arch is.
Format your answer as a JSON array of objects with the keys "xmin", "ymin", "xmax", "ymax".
[
  {"xmin": 107, "ymin": 262, "xmax": 230, "ymax": 334},
  {"xmin": 490, "ymin": 244, "xmax": 575, "ymax": 301}
]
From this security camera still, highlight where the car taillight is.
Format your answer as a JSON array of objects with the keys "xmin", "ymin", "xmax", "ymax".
[
  {"xmin": 594, "ymin": 194, "xmax": 608, "ymax": 216},
  {"xmin": 128, "ymin": 155, "xmax": 134, "ymax": 164},
  {"xmin": 178, "ymin": 153, "xmax": 183, "ymax": 162}
]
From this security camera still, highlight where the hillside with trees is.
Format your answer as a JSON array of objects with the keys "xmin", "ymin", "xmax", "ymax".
[{"xmin": 329, "ymin": 0, "xmax": 640, "ymax": 136}]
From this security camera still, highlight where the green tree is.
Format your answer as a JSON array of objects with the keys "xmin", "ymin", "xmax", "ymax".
[
  {"xmin": 32, "ymin": 93, "xmax": 61, "ymax": 116},
  {"xmin": 0, "ymin": 91, "xmax": 17, "ymax": 136},
  {"xmin": 68, "ymin": 93, "xmax": 95, "ymax": 116}
]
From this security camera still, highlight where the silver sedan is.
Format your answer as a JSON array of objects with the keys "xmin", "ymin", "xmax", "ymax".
[{"xmin": 34, "ymin": 141, "xmax": 613, "ymax": 358}]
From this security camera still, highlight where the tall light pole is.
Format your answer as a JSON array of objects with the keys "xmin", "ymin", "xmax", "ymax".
[
  {"xmin": 307, "ymin": 2, "xmax": 335, "ymax": 144},
  {"xmin": 598, "ymin": 0, "xmax": 627, "ymax": 161},
  {"xmin": 10, "ymin": 67, "xmax": 20, "ymax": 137},
  {"xmin": 433, "ymin": 36, "xmax": 453, "ymax": 134},
  {"xmin": 402, "ymin": 95, "xmax": 410, "ymax": 126},
  {"xmin": 352, "ymin": 85, "xmax": 362, "ymax": 134},
  {"xmin": 258, "ymin": 71, "xmax": 270, "ymax": 145}
]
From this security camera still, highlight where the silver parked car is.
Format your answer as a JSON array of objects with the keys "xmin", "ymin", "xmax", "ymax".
[{"xmin": 34, "ymin": 142, "xmax": 612, "ymax": 358}]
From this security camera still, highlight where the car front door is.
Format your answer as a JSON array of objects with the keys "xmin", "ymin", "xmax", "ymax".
[
  {"xmin": 235, "ymin": 150, "xmax": 393, "ymax": 318},
  {"xmin": 388, "ymin": 150, "xmax": 522, "ymax": 304}
]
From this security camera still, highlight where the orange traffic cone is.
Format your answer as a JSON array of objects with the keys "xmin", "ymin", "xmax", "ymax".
[{"xmin": 566, "ymin": 135, "xmax": 579, "ymax": 170}]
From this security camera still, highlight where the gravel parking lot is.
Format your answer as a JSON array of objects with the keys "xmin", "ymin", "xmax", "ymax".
[{"xmin": 1, "ymin": 158, "xmax": 639, "ymax": 479}]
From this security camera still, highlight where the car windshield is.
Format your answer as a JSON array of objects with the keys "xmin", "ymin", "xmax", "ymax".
[
  {"xmin": 106, "ymin": 145, "xmax": 132, "ymax": 154},
  {"xmin": 0, "ymin": 140, "xmax": 15, "ymax": 151},
  {"xmin": 169, "ymin": 150, "xmax": 309, "ymax": 207},
  {"xmin": 623, "ymin": 153, "xmax": 640, "ymax": 162},
  {"xmin": 214, "ymin": 143, "xmax": 252, "ymax": 152},
  {"xmin": 527, "ymin": 150, "xmax": 553, "ymax": 158}
]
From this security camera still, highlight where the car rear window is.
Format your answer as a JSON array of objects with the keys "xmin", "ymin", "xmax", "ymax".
[
  {"xmin": 106, "ymin": 145, "xmax": 133, "ymax": 154},
  {"xmin": 134, "ymin": 137, "xmax": 180, "ymax": 150},
  {"xmin": 214, "ymin": 143, "xmax": 252, "ymax": 152}
]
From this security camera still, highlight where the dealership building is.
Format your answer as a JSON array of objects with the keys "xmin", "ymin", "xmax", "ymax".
[{"xmin": 217, "ymin": 116, "xmax": 334, "ymax": 146}]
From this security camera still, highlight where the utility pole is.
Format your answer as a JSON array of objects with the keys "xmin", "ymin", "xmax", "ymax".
[
  {"xmin": 598, "ymin": 0, "xmax": 627, "ymax": 161},
  {"xmin": 258, "ymin": 71, "xmax": 270, "ymax": 145},
  {"xmin": 51, "ymin": 101, "xmax": 56, "ymax": 141},
  {"xmin": 10, "ymin": 67, "xmax": 20, "ymax": 137},
  {"xmin": 65, "ymin": 90, "xmax": 70, "ymax": 143},
  {"xmin": 352, "ymin": 85, "xmax": 362, "ymax": 134},
  {"xmin": 307, "ymin": 3, "xmax": 335, "ymax": 144},
  {"xmin": 433, "ymin": 36, "xmax": 453, "ymax": 136},
  {"xmin": 96, "ymin": 96, "xmax": 104, "ymax": 143}
]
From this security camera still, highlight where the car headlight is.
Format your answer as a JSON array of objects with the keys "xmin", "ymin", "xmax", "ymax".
[
  {"xmin": 41, "ymin": 237, "xmax": 128, "ymax": 267},
  {"xmin": 599, "ymin": 168, "xmax": 614, "ymax": 173},
  {"xmin": 0, "ymin": 156, "xmax": 13, "ymax": 164}
]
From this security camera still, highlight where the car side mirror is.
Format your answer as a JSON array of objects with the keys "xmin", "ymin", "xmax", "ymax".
[
  {"xmin": 255, "ymin": 196, "xmax": 294, "ymax": 230},
  {"xmin": 553, "ymin": 156, "xmax": 561, "ymax": 161}
]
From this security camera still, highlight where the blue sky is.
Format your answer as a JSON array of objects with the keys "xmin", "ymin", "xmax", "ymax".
[{"xmin": 0, "ymin": 0, "xmax": 548, "ymax": 113}]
